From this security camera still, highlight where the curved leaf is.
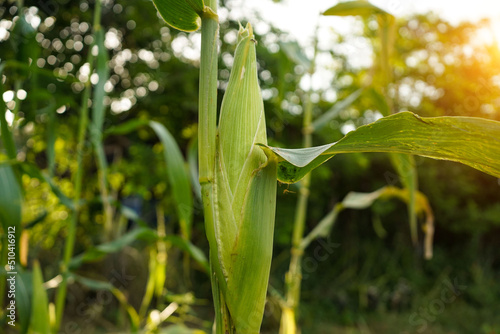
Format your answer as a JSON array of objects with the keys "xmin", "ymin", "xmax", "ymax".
[
  {"xmin": 29, "ymin": 262, "xmax": 51, "ymax": 334},
  {"xmin": 68, "ymin": 227, "xmax": 209, "ymax": 273},
  {"xmin": 323, "ymin": 0, "xmax": 391, "ymax": 17},
  {"xmin": 279, "ymin": 41, "xmax": 311, "ymax": 70},
  {"xmin": 20, "ymin": 163, "xmax": 74, "ymax": 210},
  {"xmin": 103, "ymin": 118, "xmax": 194, "ymax": 239},
  {"xmin": 0, "ymin": 165, "xmax": 22, "ymax": 238},
  {"xmin": 259, "ymin": 112, "xmax": 500, "ymax": 183},
  {"xmin": 15, "ymin": 269, "xmax": 32, "ymax": 334},
  {"xmin": 149, "ymin": 121, "xmax": 193, "ymax": 239},
  {"xmin": 312, "ymin": 88, "xmax": 363, "ymax": 131},
  {"xmin": 152, "ymin": 0, "xmax": 204, "ymax": 32},
  {"xmin": 68, "ymin": 227, "xmax": 157, "ymax": 269},
  {"xmin": 71, "ymin": 273, "xmax": 140, "ymax": 330}
]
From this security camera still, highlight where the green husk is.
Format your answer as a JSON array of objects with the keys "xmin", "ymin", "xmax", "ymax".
[{"xmin": 207, "ymin": 23, "xmax": 277, "ymax": 333}]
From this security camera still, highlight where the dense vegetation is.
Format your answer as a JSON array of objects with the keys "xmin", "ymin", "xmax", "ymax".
[{"xmin": 1, "ymin": 0, "xmax": 499, "ymax": 333}]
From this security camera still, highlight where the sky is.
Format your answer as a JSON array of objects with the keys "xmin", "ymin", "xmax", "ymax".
[
  {"xmin": 229, "ymin": 0, "xmax": 500, "ymax": 46},
  {"xmin": 221, "ymin": 0, "xmax": 500, "ymax": 94}
]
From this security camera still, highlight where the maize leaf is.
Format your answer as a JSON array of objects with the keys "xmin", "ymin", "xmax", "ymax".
[
  {"xmin": 312, "ymin": 89, "xmax": 363, "ymax": 131},
  {"xmin": 258, "ymin": 112, "xmax": 500, "ymax": 183},
  {"xmin": 71, "ymin": 273, "xmax": 140, "ymax": 330},
  {"xmin": 29, "ymin": 262, "xmax": 51, "ymax": 334},
  {"xmin": 15, "ymin": 269, "xmax": 32, "ymax": 333},
  {"xmin": 152, "ymin": 0, "xmax": 205, "ymax": 32},
  {"xmin": 150, "ymin": 121, "xmax": 193, "ymax": 239},
  {"xmin": 323, "ymin": 1, "xmax": 391, "ymax": 17}
]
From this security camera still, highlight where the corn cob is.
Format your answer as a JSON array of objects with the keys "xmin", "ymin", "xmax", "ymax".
[{"xmin": 205, "ymin": 23, "xmax": 277, "ymax": 333}]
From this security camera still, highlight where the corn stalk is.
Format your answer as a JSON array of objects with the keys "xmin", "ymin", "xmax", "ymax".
[
  {"xmin": 54, "ymin": 0, "xmax": 103, "ymax": 330},
  {"xmin": 280, "ymin": 35, "xmax": 317, "ymax": 334}
]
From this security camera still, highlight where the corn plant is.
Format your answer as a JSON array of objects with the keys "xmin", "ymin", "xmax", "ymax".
[
  {"xmin": 152, "ymin": 1, "xmax": 500, "ymax": 333},
  {"xmin": 278, "ymin": 2, "xmax": 435, "ymax": 331}
]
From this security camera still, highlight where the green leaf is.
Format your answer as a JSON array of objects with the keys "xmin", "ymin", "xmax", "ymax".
[
  {"xmin": 279, "ymin": 41, "xmax": 311, "ymax": 70},
  {"xmin": 118, "ymin": 204, "xmax": 149, "ymax": 228},
  {"xmin": 323, "ymin": 0, "xmax": 391, "ymax": 17},
  {"xmin": 15, "ymin": 269, "xmax": 32, "ymax": 334},
  {"xmin": 152, "ymin": 0, "xmax": 204, "ymax": 32},
  {"xmin": 2, "ymin": 60, "xmax": 80, "ymax": 83},
  {"xmin": 159, "ymin": 325, "xmax": 206, "ymax": 334},
  {"xmin": 104, "ymin": 117, "xmax": 195, "ymax": 240},
  {"xmin": 367, "ymin": 87, "xmax": 390, "ymax": 116},
  {"xmin": 139, "ymin": 248, "xmax": 158, "ymax": 318},
  {"xmin": 149, "ymin": 121, "xmax": 193, "ymax": 239},
  {"xmin": 68, "ymin": 227, "xmax": 209, "ymax": 272},
  {"xmin": 342, "ymin": 188, "xmax": 386, "ymax": 209},
  {"xmin": 19, "ymin": 163, "xmax": 74, "ymax": 210},
  {"xmin": 71, "ymin": 273, "xmax": 140, "ymax": 331},
  {"xmin": 104, "ymin": 119, "xmax": 150, "ymax": 136},
  {"xmin": 167, "ymin": 235, "xmax": 209, "ymax": 273},
  {"xmin": 29, "ymin": 262, "xmax": 51, "ymax": 334},
  {"xmin": 0, "ymin": 166, "xmax": 23, "ymax": 255},
  {"xmin": 259, "ymin": 112, "xmax": 500, "ymax": 183},
  {"xmin": 69, "ymin": 227, "xmax": 158, "ymax": 269},
  {"xmin": 312, "ymin": 89, "xmax": 363, "ymax": 131},
  {"xmin": 300, "ymin": 204, "xmax": 342, "ymax": 250}
]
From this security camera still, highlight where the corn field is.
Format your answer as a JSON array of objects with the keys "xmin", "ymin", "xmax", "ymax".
[{"xmin": 1, "ymin": 0, "xmax": 500, "ymax": 333}]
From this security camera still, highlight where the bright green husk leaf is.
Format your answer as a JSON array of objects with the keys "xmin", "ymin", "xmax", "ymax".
[
  {"xmin": 209, "ymin": 23, "xmax": 277, "ymax": 333},
  {"xmin": 259, "ymin": 112, "xmax": 500, "ymax": 183}
]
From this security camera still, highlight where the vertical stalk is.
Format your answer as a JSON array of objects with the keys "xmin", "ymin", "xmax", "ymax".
[
  {"xmin": 54, "ymin": 0, "xmax": 102, "ymax": 331},
  {"xmin": 197, "ymin": 1, "xmax": 229, "ymax": 332},
  {"xmin": 280, "ymin": 36, "xmax": 318, "ymax": 334},
  {"xmin": 378, "ymin": 15, "xmax": 419, "ymax": 246},
  {"xmin": 198, "ymin": 1, "xmax": 218, "ymax": 185}
]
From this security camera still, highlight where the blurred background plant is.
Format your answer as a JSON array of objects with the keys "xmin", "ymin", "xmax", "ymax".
[{"xmin": 0, "ymin": 0, "xmax": 499, "ymax": 333}]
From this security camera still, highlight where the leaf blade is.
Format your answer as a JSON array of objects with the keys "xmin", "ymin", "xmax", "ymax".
[
  {"xmin": 29, "ymin": 262, "xmax": 51, "ymax": 334},
  {"xmin": 152, "ymin": 0, "xmax": 203, "ymax": 32},
  {"xmin": 323, "ymin": 0, "xmax": 390, "ymax": 17},
  {"xmin": 260, "ymin": 112, "xmax": 500, "ymax": 183},
  {"xmin": 149, "ymin": 121, "xmax": 193, "ymax": 239}
]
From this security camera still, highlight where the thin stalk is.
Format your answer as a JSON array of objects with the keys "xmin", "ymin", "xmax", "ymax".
[
  {"xmin": 198, "ymin": 1, "xmax": 218, "ymax": 186},
  {"xmin": 378, "ymin": 16, "xmax": 419, "ymax": 246},
  {"xmin": 280, "ymin": 35, "xmax": 318, "ymax": 334},
  {"xmin": 197, "ymin": 1, "xmax": 229, "ymax": 332},
  {"xmin": 54, "ymin": 1, "xmax": 102, "ymax": 331}
]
